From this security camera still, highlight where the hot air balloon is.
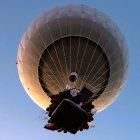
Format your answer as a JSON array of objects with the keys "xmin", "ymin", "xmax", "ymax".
[{"xmin": 17, "ymin": 5, "xmax": 129, "ymax": 134}]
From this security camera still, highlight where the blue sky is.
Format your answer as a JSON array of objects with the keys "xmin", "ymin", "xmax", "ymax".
[{"xmin": 0, "ymin": 0, "xmax": 140, "ymax": 140}]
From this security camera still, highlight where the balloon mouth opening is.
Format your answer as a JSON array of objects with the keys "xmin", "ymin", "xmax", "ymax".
[{"xmin": 38, "ymin": 36, "xmax": 110, "ymax": 98}]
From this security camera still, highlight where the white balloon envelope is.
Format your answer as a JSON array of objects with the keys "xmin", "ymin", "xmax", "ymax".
[{"xmin": 17, "ymin": 5, "xmax": 129, "ymax": 112}]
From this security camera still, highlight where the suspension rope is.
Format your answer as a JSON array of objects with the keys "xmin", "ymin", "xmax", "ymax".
[
  {"xmin": 77, "ymin": 23, "xmax": 93, "ymax": 87},
  {"xmin": 75, "ymin": 17, "xmax": 83, "ymax": 73},
  {"xmin": 57, "ymin": 9, "xmax": 69, "ymax": 85},
  {"xmin": 46, "ymin": 22, "xmax": 66, "ymax": 86},
  {"xmin": 25, "ymin": 32, "xmax": 64, "ymax": 90},
  {"xmin": 19, "ymin": 43, "xmax": 61, "ymax": 97},
  {"xmin": 85, "ymin": 68, "xmax": 123, "ymax": 94},
  {"xmin": 80, "ymin": 56, "xmax": 122, "ymax": 100},
  {"xmin": 81, "ymin": 37, "xmax": 112, "ymax": 89},
  {"xmin": 80, "ymin": 29, "xmax": 104, "ymax": 89},
  {"xmin": 27, "ymin": 34, "xmax": 63, "ymax": 90},
  {"xmin": 87, "ymin": 60, "xmax": 123, "ymax": 102},
  {"xmin": 32, "ymin": 71, "xmax": 59, "ymax": 94},
  {"xmin": 70, "ymin": 11, "xmax": 72, "ymax": 76},
  {"xmin": 38, "ymin": 32, "xmax": 64, "ymax": 90},
  {"xmin": 87, "ymin": 43, "xmax": 120, "ymax": 86},
  {"xmin": 89, "ymin": 57, "xmax": 121, "ymax": 87}
]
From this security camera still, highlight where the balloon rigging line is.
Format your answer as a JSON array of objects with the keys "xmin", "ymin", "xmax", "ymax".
[
  {"xmin": 82, "ymin": 56, "xmax": 122, "ymax": 95},
  {"xmin": 30, "ymin": 35, "xmax": 63, "ymax": 91},
  {"xmin": 32, "ymin": 70, "xmax": 58, "ymax": 92},
  {"xmin": 77, "ymin": 24, "xmax": 93, "ymax": 79},
  {"xmin": 47, "ymin": 22, "xmax": 66, "ymax": 85},
  {"xmin": 30, "ymin": 34, "xmax": 63, "ymax": 89},
  {"xmin": 87, "ymin": 43, "xmax": 120, "ymax": 86},
  {"xmin": 46, "ymin": 22, "xmax": 66, "ymax": 85},
  {"xmin": 75, "ymin": 17, "xmax": 83, "ymax": 73},
  {"xmin": 27, "ymin": 33, "xmax": 63, "ymax": 90},
  {"xmin": 33, "ymin": 78, "xmax": 58, "ymax": 96},
  {"xmin": 31, "ymin": 72, "xmax": 58, "ymax": 94},
  {"xmin": 20, "ymin": 41, "xmax": 62, "ymax": 91},
  {"xmin": 87, "ymin": 83, "xmax": 121, "ymax": 102},
  {"xmin": 80, "ymin": 29, "xmax": 104, "ymax": 89},
  {"xmin": 57, "ymin": 10, "xmax": 69, "ymax": 85},
  {"xmin": 92, "ymin": 68, "xmax": 122, "ymax": 92},
  {"xmin": 19, "ymin": 43, "xmax": 62, "ymax": 96},
  {"xmin": 89, "ymin": 61, "xmax": 127, "ymax": 94},
  {"xmin": 31, "ymin": 71, "xmax": 59, "ymax": 94},
  {"xmin": 89, "ymin": 57, "xmax": 122, "ymax": 87},
  {"xmin": 87, "ymin": 61, "xmax": 123, "ymax": 101},
  {"xmin": 86, "ymin": 68, "xmax": 123, "ymax": 94},
  {"xmin": 70, "ymin": 12, "xmax": 72, "ymax": 79},
  {"xmin": 81, "ymin": 37, "xmax": 112, "ymax": 88},
  {"xmin": 38, "ymin": 32, "xmax": 64, "ymax": 89}
]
